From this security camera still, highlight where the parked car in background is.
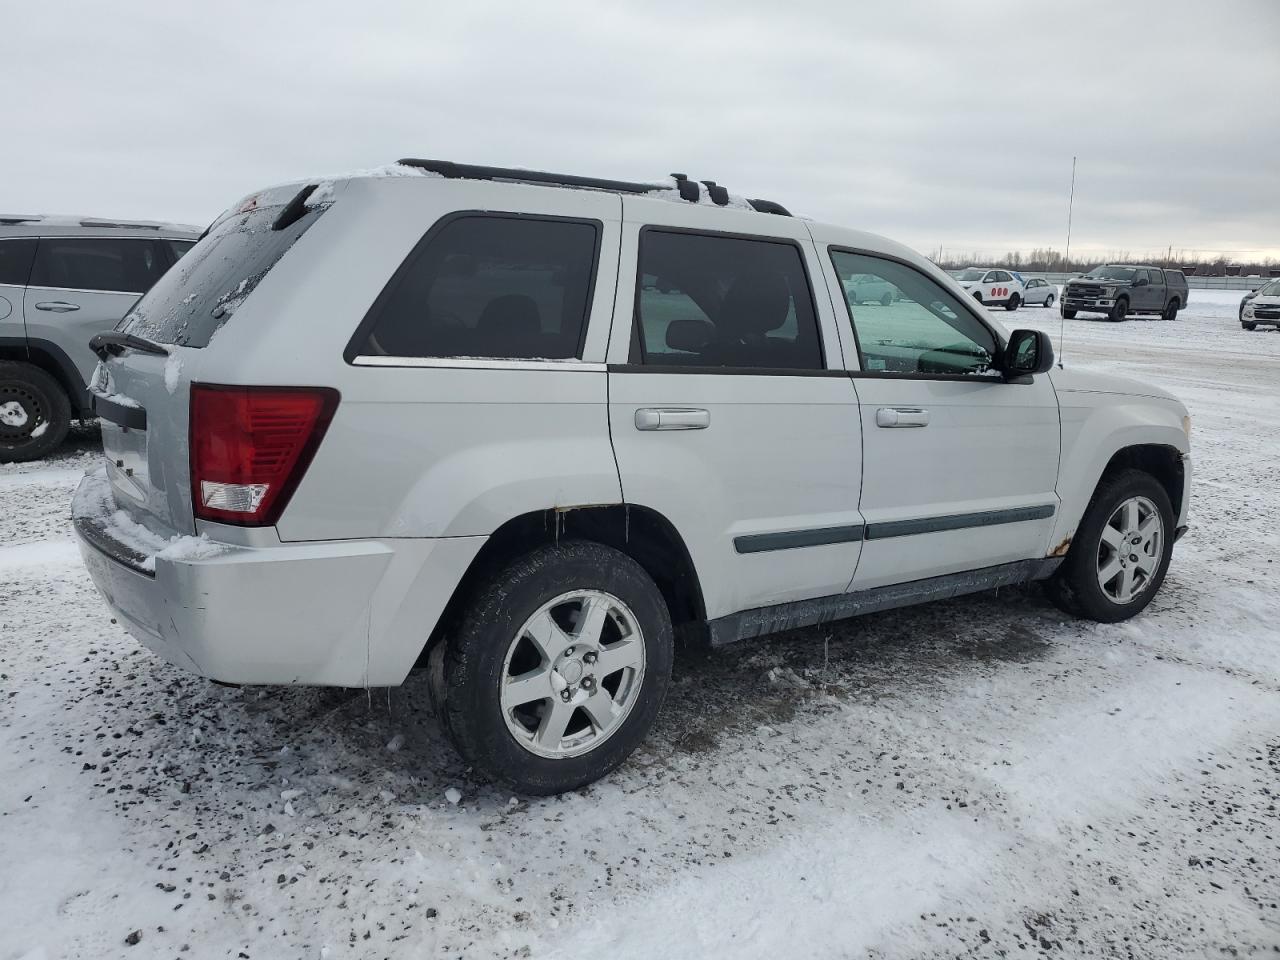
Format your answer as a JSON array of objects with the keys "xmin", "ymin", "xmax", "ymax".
[
  {"xmin": 73, "ymin": 160, "xmax": 1191, "ymax": 794},
  {"xmin": 1022, "ymin": 277, "xmax": 1057, "ymax": 308},
  {"xmin": 1240, "ymin": 279, "xmax": 1280, "ymax": 331},
  {"xmin": 0, "ymin": 215, "xmax": 200, "ymax": 461},
  {"xmin": 954, "ymin": 267, "xmax": 1024, "ymax": 310},
  {"xmin": 1062, "ymin": 265, "xmax": 1188, "ymax": 322},
  {"xmin": 843, "ymin": 272, "xmax": 899, "ymax": 305}
]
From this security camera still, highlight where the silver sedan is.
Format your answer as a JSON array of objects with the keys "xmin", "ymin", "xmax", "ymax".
[{"xmin": 1022, "ymin": 278, "xmax": 1058, "ymax": 308}]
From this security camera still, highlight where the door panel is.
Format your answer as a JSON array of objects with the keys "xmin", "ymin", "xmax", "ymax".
[
  {"xmin": 817, "ymin": 246, "xmax": 1061, "ymax": 591},
  {"xmin": 607, "ymin": 201, "xmax": 862, "ymax": 619}
]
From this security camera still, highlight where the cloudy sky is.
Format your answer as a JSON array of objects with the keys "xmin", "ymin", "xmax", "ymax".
[{"xmin": 5, "ymin": 0, "xmax": 1278, "ymax": 261}]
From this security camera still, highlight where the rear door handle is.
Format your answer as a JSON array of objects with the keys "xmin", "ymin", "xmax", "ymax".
[
  {"xmin": 635, "ymin": 407, "xmax": 710, "ymax": 431},
  {"xmin": 35, "ymin": 301, "xmax": 81, "ymax": 313},
  {"xmin": 876, "ymin": 406, "xmax": 929, "ymax": 428}
]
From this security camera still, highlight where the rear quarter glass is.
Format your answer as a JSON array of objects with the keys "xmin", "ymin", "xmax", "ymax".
[{"xmin": 118, "ymin": 202, "xmax": 328, "ymax": 348}]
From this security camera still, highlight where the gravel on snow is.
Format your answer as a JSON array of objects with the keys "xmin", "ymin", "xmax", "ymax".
[{"xmin": 1, "ymin": 292, "xmax": 1277, "ymax": 959}]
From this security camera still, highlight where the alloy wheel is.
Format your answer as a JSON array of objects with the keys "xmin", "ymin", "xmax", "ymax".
[
  {"xmin": 499, "ymin": 590, "xmax": 646, "ymax": 759},
  {"xmin": 1096, "ymin": 495, "xmax": 1163, "ymax": 604}
]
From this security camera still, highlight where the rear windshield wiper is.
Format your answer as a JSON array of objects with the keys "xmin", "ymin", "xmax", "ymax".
[{"xmin": 90, "ymin": 332, "xmax": 170, "ymax": 361}]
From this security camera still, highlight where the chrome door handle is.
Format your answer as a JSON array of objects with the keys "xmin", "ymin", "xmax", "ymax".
[
  {"xmin": 35, "ymin": 301, "xmax": 81, "ymax": 313},
  {"xmin": 876, "ymin": 406, "xmax": 929, "ymax": 428},
  {"xmin": 635, "ymin": 407, "xmax": 710, "ymax": 431}
]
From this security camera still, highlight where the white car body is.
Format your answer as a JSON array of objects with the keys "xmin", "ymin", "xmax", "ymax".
[
  {"xmin": 955, "ymin": 267, "xmax": 1026, "ymax": 308},
  {"xmin": 1022, "ymin": 277, "xmax": 1057, "ymax": 306},
  {"xmin": 1240, "ymin": 282, "xmax": 1280, "ymax": 329}
]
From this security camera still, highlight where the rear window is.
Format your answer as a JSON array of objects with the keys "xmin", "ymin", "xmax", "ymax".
[
  {"xmin": 118, "ymin": 202, "xmax": 326, "ymax": 348},
  {"xmin": 353, "ymin": 214, "xmax": 600, "ymax": 361},
  {"xmin": 0, "ymin": 238, "xmax": 36, "ymax": 286},
  {"xmin": 30, "ymin": 237, "xmax": 168, "ymax": 294}
]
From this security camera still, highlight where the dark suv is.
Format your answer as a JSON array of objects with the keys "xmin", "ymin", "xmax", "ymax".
[{"xmin": 1063, "ymin": 265, "xmax": 1188, "ymax": 322}]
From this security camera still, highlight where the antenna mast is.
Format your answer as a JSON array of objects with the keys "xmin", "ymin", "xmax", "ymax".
[{"xmin": 1059, "ymin": 156, "xmax": 1077, "ymax": 368}]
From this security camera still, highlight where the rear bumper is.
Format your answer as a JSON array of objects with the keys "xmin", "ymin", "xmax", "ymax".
[{"xmin": 73, "ymin": 474, "xmax": 484, "ymax": 686}]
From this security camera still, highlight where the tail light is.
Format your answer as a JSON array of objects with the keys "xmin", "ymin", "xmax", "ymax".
[{"xmin": 190, "ymin": 384, "xmax": 338, "ymax": 526}]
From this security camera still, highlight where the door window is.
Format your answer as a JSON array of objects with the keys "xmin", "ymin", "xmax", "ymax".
[
  {"xmin": 634, "ymin": 230, "xmax": 822, "ymax": 370},
  {"xmin": 357, "ymin": 214, "xmax": 599, "ymax": 360},
  {"xmin": 166, "ymin": 239, "xmax": 196, "ymax": 262},
  {"xmin": 30, "ymin": 238, "xmax": 168, "ymax": 294},
  {"xmin": 0, "ymin": 239, "xmax": 37, "ymax": 286},
  {"xmin": 831, "ymin": 251, "xmax": 998, "ymax": 377}
]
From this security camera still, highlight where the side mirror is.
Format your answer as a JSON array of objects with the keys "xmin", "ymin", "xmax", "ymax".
[
  {"xmin": 1134, "ymin": 277, "xmax": 1149, "ymax": 287},
  {"xmin": 1003, "ymin": 329, "xmax": 1054, "ymax": 377}
]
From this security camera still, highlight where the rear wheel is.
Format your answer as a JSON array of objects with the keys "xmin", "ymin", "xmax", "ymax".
[
  {"xmin": 1109, "ymin": 297, "xmax": 1129, "ymax": 322},
  {"xmin": 0, "ymin": 361, "xmax": 71, "ymax": 463},
  {"xmin": 1044, "ymin": 293, "xmax": 1055, "ymax": 309},
  {"xmin": 1005, "ymin": 293, "xmax": 1021, "ymax": 311},
  {"xmin": 1162, "ymin": 299, "xmax": 1180, "ymax": 321},
  {"xmin": 429, "ymin": 540, "xmax": 673, "ymax": 795},
  {"xmin": 1045, "ymin": 469, "xmax": 1174, "ymax": 623}
]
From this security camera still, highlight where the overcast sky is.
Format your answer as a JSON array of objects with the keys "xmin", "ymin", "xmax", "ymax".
[{"xmin": 5, "ymin": 0, "xmax": 1278, "ymax": 261}]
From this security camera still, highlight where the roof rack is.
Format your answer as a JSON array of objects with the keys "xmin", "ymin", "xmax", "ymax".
[
  {"xmin": 395, "ymin": 158, "xmax": 791, "ymax": 216},
  {"xmin": 78, "ymin": 218, "xmax": 163, "ymax": 230},
  {"xmin": 0, "ymin": 215, "xmax": 42, "ymax": 225}
]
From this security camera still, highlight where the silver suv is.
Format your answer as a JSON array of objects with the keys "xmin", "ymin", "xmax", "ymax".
[
  {"xmin": 73, "ymin": 161, "xmax": 1192, "ymax": 794},
  {"xmin": 0, "ymin": 215, "xmax": 199, "ymax": 460}
]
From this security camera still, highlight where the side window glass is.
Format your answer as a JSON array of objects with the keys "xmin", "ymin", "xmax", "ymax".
[
  {"xmin": 30, "ymin": 238, "xmax": 167, "ymax": 294},
  {"xmin": 831, "ymin": 251, "xmax": 998, "ymax": 377},
  {"xmin": 634, "ymin": 231, "xmax": 822, "ymax": 370},
  {"xmin": 359, "ymin": 215, "xmax": 599, "ymax": 360},
  {"xmin": 0, "ymin": 238, "xmax": 37, "ymax": 286},
  {"xmin": 167, "ymin": 240, "xmax": 196, "ymax": 262}
]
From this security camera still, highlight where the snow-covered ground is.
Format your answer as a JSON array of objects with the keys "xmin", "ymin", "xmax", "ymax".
[{"xmin": 2, "ymin": 289, "xmax": 1277, "ymax": 959}]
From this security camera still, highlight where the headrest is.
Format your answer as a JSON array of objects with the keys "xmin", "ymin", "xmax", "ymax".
[
  {"xmin": 717, "ymin": 272, "xmax": 792, "ymax": 339},
  {"xmin": 477, "ymin": 294, "xmax": 541, "ymax": 340}
]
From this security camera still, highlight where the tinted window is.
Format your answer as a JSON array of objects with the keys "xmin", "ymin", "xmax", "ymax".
[
  {"xmin": 167, "ymin": 240, "xmax": 196, "ymax": 261},
  {"xmin": 1149, "ymin": 269, "xmax": 1164, "ymax": 285},
  {"xmin": 634, "ymin": 231, "xmax": 822, "ymax": 370},
  {"xmin": 831, "ymin": 251, "xmax": 997, "ymax": 377},
  {"xmin": 30, "ymin": 238, "xmax": 167, "ymax": 294},
  {"xmin": 0, "ymin": 238, "xmax": 36, "ymax": 286},
  {"xmin": 359, "ymin": 215, "xmax": 599, "ymax": 360},
  {"xmin": 120, "ymin": 203, "xmax": 327, "ymax": 348}
]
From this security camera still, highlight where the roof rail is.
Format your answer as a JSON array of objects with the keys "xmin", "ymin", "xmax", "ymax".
[
  {"xmin": 78, "ymin": 218, "xmax": 162, "ymax": 230},
  {"xmin": 0, "ymin": 215, "xmax": 42, "ymax": 225},
  {"xmin": 394, "ymin": 158, "xmax": 792, "ymax": 216},
  {"xmin": 398, "ymin": 158, "xmax": 662, "ymax": 196}
]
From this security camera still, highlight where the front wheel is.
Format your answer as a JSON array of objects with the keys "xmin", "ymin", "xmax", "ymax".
[
  {"xmin": 1242, "ymin": 321, "xmax": 1257, "ymax": 330},
  {"xmin": 972, "ymin": 291, "xmax": 984, "ymax": 305},
  {"xmin": 1045, "ymin": 468, "xmax": 1175, "ymax": 623},
  {"xmin": 1109, "ymin": 298, "xmax": 1129, "ymax": 322},
  {"xmin": 1062, "ymin": 307, "xmax": 1077, "ymax": 319},
  {"xmin": 1044, "ymin": 293, "xmax": 1055, "ymax": 309},
  {"xmin": 880, "ymin": 292, "xmax": 893, "ymax": 306},
  {"xmin": 430, "ymin": 540, "xmax": 673, "ymax": 795},
  {"xmin": 1005, "ymin": 293, "xmax": 1021, "ymax": 311},
  {"xmin": 0, "ymin": 361, "xmax": 71, "ymax": 463}
]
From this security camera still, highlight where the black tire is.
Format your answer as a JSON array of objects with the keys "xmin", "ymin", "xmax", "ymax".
[
  {"xmin": 1045, "ymin": 468, "xmax": 1175, "ymax": 623},
  {"xmin": 1109, "ymin": 297, "xmax": 1129, "ymax": 322},
  {"xmin": 429, "ymin": 540, "xmax": 674, "ymax": 795},
  {"xmin": 1242, "ymin": 321, "xmax": 1257, "ymax": 331},
  {"xmin": 1162, "ymin": 299, "xmax": 1180, "ymax": 321},
  {"xmin": 1062, "ymin": 307, "xmax": 1077, "ymax": 319},
  {"xmin": 880, "ymin": 292, "xmax": 893, "ymax": 306},
  {"xmin": 973, "ymin": 291, "xmax": 984, "ymax": 305},
  {"xmin": 1004, "ymin": 293, "xmax": 1021, "ymax": 311},
  {"xmin": 1044, "ymin": 293, "xmax": 1055, "ymax": 309},
  {"xmin": 0, "ymin": 361, "xmax": 71, "ymax": 463}
]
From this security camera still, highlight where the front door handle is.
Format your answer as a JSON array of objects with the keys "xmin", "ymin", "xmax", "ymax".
[
  {"xmin": 35, "ymin": 301, "xmax": 81, "ymax": 313},
  {"xmin": 635, "ymin": 407, "xmax": 710, "ymax": 431},
  {"xmin": 876, "ymin": 406, "xmax": 929, "ymax": 428}
]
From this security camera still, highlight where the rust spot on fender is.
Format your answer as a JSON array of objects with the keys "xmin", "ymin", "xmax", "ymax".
[{"xmin": 1049, "ymin": 536, "xmax": 1073, "ymax": 557}]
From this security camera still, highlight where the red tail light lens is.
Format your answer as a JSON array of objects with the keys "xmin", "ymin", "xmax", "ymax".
[{"xmin": 190, "ymin": 385, "xmax": 338, "ymax": 526}]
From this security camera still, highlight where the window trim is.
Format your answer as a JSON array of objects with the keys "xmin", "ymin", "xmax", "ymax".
[
  {"xmin": 25, "ymin": 236, "xmax": 180, "ymax": 296},
  {"xmin": 629, "ymin": 224, "xmax": 828, "ymax": 372},
  {"xmin": 342, "ymin": 210, "xmax": 604, "ymax": 366},
  {"xmin": 828, "ymin": 245, "xmax": 1008, "ymax": 381}
]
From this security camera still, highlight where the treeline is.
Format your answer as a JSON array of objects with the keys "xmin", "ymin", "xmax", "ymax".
[{"xmin": 930, "ymin": 248, "xmax": 1280, "ymax": 277}]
